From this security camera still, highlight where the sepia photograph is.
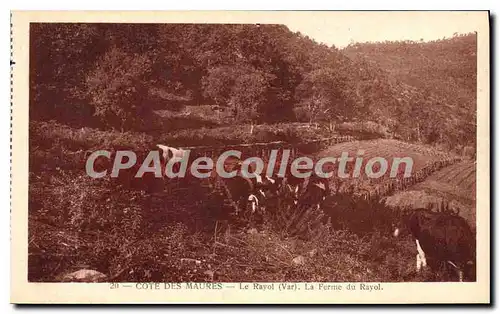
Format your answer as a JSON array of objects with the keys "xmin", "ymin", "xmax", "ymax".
[{"xmin": 10, "ymin": 10, "xmax": 490, "ymax": 304}]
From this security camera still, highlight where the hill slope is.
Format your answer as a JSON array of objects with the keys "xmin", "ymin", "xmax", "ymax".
[
  {"xmin": 31, "ymin": 25, "xmax": 476, "ymax": 151},
  {"xmin": 343, "ymin": 33, "xmax": 477, "ymax": 148},
  {"xmin": 384, "ymin": 161, "xmax": 476, "ymax": 226}
]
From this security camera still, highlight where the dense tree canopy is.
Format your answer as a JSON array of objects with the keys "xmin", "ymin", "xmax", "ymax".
[
  {"xmin": 30, "ymin": 23, "xmax": 476, "ymax": 149},
  {"xmin": 344, "ymin": 33, "xmax": 477, "ymax": 146}
]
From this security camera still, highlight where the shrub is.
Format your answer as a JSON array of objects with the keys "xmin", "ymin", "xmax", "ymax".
[
  {"xmin": 337, "ymin": 121, "xmax": 391, "ymax": 139},
  {"xmin": 85, "ymin": 47, "xmax": 154, "ymax": 131}
]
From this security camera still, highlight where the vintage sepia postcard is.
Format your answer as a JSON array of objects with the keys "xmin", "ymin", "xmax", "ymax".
[{"xmin": 11, "ymin": 11, "xmax": 490, "ymax": 304}]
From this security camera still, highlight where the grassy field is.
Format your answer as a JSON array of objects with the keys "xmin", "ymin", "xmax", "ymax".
[
  {"xmin": 420, "ymin": 160, "xmax": 477, "ymax": 196},
  {"xmin": 317, "ymin": 140, "xmax": 475, "ymax": 229},
  {"xmin": 314, "ymin": 139, "xmax": 458, "ymax": 194},
  {"xmin": 317, "ymin": 139, "xmax": 455, "ymax": 173},
  {"xmin": 388, "ymin": 161, "xmax": 477, "ymax": 227}
]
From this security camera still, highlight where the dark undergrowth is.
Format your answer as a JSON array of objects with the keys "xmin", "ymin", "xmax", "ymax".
[
  {"xmin": 29, "ymin": 167, "xmax": 451, "ymax": 283},
  {"xmin": 28, "ymin": 120, "xmax": 461, "ymax": 283}
]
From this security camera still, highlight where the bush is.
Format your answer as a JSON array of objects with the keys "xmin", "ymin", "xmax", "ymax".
[
  {"xmin": 30, "ymin": 121, "xmax": 154, "ymax": 151},
  {"xmin": 28, "ymin": 163, "xmax": 429, "ymax": 282},
  {"xmin": 85, "ymin": 48, "xmax": 154, "ymax": 131},
  {"xmin": 337, "ymin": 121, "xmax": 391, "ymax": 139}
]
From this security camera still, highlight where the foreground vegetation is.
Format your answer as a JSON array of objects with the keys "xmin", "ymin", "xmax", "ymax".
[
  {"xmin": 29, "ymin": 122, "xmax": 463, "ymax": 282},
  {"xmin": 29, "ymin": 167, "xmax": 426, "ymax": 282}
]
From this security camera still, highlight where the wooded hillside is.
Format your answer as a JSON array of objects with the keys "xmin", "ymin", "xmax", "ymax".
[
  {"xmin": 31, "ymin": 24, "xmax": 476, "ymax": 150},
  {"xmin": 344, "ymin": 33, "xmax": 477, "ymax": 148}
]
